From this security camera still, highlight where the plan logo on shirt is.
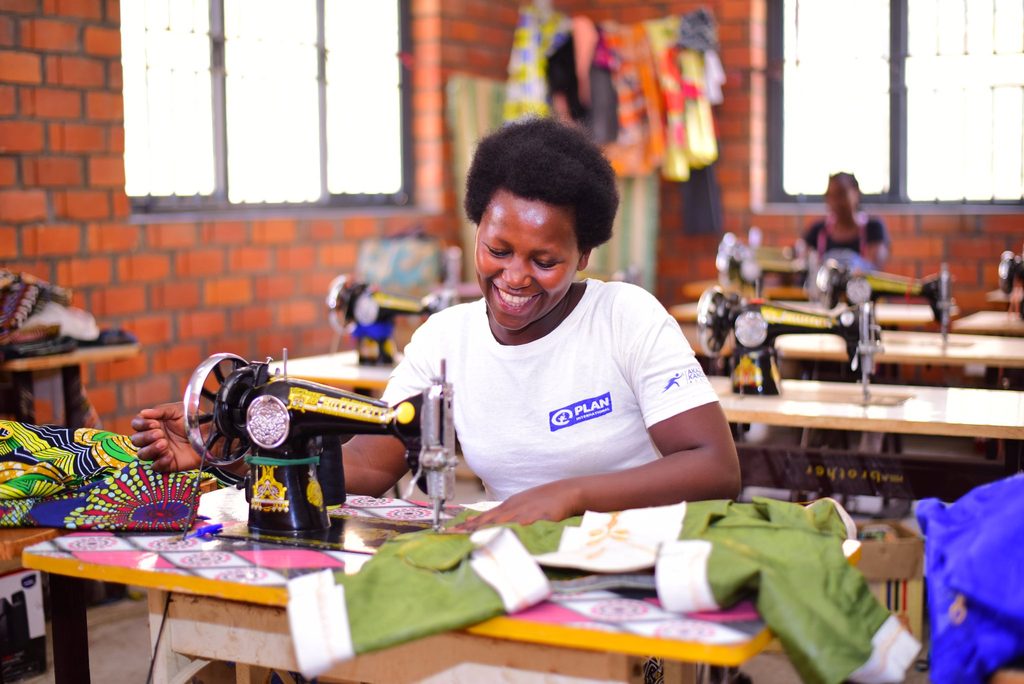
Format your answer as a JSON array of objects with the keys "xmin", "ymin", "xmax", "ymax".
[{"xmin": 549, "ymin": 392, "xmax": 613, "ymax": 432}]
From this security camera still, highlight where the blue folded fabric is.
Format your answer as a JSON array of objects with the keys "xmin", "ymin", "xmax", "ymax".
[{"xmin": 917, "ymin": 473, "xmax": 1024, "ymax": 683}]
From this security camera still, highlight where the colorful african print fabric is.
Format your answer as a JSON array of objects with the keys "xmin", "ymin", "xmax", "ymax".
[{"xmin": 0, "ymin": 420, "xmax": 199, "ymax": 531}]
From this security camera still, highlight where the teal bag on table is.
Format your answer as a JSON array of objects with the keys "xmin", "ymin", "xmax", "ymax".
[{"xmin": 356, "ymin": 234, "xmax": 443, "ymax": 297}]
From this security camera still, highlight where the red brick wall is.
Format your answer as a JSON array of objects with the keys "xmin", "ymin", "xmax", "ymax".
[
  {"xmin": 1, "ymin": 0, "xmax": 517, "ymax": 432},
  {"xmin": 2, "ymin": 0, "xmax": 1020, "ymax": 430}
]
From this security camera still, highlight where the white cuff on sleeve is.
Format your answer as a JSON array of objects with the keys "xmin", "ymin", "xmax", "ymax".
[
  {"xmin": 656, "ymin": 539, "xmax": 719, "ymax": 613},
  {"xmin": 287, "ymin": 569, "xmax": 354, "ymax": 679},
  {"xmin": 470, "ymin": 527, "xmax": 550, "ymax": 613},
  {"xmin": 847, "ymin": 614, "xmax": 921, "ymax": 683}
]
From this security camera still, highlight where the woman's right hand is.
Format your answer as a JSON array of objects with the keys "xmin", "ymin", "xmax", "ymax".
[{"xmin": 129, "ymin": 402, "xmax": 199, "ymax": 473}]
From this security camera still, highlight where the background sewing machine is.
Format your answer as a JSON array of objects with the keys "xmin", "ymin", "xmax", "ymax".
[
  {"xmin": 326, "ymin": 274, "xmax": 455, "ymax": 366},
  {"xmin": 715, "ymin": 232, "xmax": 807, "ymax": 297},
  {"xmin": 182, "ymin": 352, "xmax": 457, "ymax": 537},
  {"xmin": 327, "ymin": 243, "xmax": 464, "ymax": 364},
  {"xmin": 696, "ymin": 286, "xmax": 882, "ymax": 401},
  {"xmin": 998, "ymin": 248, "xmax": 1023, "ymax": 319},
  {"xmin": 814, "ymin": 259, "xmax": 954, "ymax": 339}
]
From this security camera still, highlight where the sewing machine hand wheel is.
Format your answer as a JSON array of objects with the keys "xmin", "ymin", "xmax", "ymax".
[
  {"xmin": 183, "ymin": 353, "xmax": 252, "ymax": 467},
  {"xmin": 326, "ymin": 274, "xmax": 359, "ymax": 335},
  {"xmin": 696, "ymin": 287, "xmax": 734, "ymax": 357}
]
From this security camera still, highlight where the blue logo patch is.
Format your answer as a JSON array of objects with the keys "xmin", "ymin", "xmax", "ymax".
[
  {"xmin": 663, "ymin": 367, "xmax": 707, "ymax": 392},
  {"xmin": 549, "ymin": 392, "xmax": 613, "ymax": 432}
]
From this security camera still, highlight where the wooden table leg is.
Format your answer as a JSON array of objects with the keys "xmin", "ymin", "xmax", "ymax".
[
  {"xmin": 11, "ymin": 370, "xmax": 35, "ymax": 424},
  {"xmin": 60, "ymin": 366, "xmax": 86, "ymax": 429},
  {"xmin": 48, "ymin": 573, "xmax": 90, "ymax": 684}
]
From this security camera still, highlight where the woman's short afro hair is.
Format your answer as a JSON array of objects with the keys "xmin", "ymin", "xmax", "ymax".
[{"xmin": 463, "ymin": 117, "xmax": 619, "ymax": 253}]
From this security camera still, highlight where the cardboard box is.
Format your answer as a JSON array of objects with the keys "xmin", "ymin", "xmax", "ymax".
[
  {"xmin": 0, "ymin": 570, "xmax": 47, "ymax": 682},
  {"xmin": 857, "ymin": 520, "xmax": 925, "ymax": 642}
]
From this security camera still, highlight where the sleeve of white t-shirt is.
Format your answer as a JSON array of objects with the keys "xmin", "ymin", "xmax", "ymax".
[
  {"xmin": 616, "ymin": 287, "xmax": 719, "ymax": 427},
  {"xmin": 380, "ymin": 310, "xmax": 446, "ymax": 406}
]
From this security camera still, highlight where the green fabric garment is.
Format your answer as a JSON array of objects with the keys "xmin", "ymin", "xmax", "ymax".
[
  {"xmin": 691, "ymin": 498, "xmax": 889, "ymax": 684},
  {"xmin": 336, "ymin": 531, "xmax": 504, "ymax": 654},
  {"xmin": 334, "ymin": 498, "xmax": 894, "ymax": 684}
]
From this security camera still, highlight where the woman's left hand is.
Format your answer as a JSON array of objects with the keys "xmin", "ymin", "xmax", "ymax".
[{"xmin": 454, "ymin": 481, "xmax": 582, "ymax": 531}]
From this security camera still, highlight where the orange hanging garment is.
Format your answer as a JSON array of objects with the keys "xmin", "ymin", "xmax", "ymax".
[
  {"xmin": 644, "ymin": 17, "xmax": 690, "ymax": 181},
  {"xmin": 678, "ymin": 48, "xmax": 718, "ymax": 168}
]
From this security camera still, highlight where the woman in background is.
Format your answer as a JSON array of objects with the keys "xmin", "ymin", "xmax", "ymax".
[{"xmin": 800, "ymin": 172, "xmax": 890, "ymax": 272}]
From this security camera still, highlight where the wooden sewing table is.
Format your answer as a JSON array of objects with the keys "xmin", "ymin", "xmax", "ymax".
[
  {"xmin": 773, "ymin": 330, "xmax": 1024, "ymax": 369},
  {"xmin": 268, "ymin": 350, "xmax": 393, "ymax": 393},
  {"xmin": 708, "ymin": 376, "xmax": 1024, "ymax": 500},
  {"xmin": 952, "ymin": 311, "xmax": 1024, "ymax": 336},
  {"xmin": 23, "ymin": 489, "xmax": 773, "ymax": 684},
  {"xmin": 0, "ymin": 343, "xmax": 140, "ymax": 427}
]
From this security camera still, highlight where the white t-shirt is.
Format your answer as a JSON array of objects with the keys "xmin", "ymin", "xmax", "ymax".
[{"xmin": 381, "ymin": 279, "xmax": 718, "ymax": 500}]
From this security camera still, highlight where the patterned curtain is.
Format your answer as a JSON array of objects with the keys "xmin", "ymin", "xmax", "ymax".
[
  {"xmin": 445, "ymin": 75, "xmax": 507, "ymax": 282},
  {"xmin": 586, "ymin": 174, "xmax": 660, "ymax": 291}
]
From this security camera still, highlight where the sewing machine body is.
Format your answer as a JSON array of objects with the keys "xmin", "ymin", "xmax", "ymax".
[
  {"xmin": 815, "ymin": 259, "xmax": 953, "ymax": 335},
  {"xmin": 999, "ymin": 250, "xmax": 1024, "ymax": 318},
  {"xmin": 184, "ymin": 353, "xmax": 456, "ymax": 535},
  {"xmin": 696, "ymin": 287, "xmax": 879, "ymax": 397},
  {"xmin": 715, "ymin": 232, "xmax": 805, "ymax": 292},
  {"xmin": 326, "ymin": 275, "xmax": 454, "ymax": 365}
]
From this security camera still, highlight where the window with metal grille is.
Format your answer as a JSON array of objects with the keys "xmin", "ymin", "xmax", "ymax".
[
  {"xmin": 767, "ymin": 0, "xmax": 1024, "ymax": 204},
  {"xmin": 121, "ymin": 0, "xmax": 412, "ymax": 214}
]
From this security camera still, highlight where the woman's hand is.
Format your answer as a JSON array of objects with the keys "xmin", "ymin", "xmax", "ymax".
[
  {"xmin": 129, "ymin": 402, "xmax": 199, "ymax": 473},
  {"xmin": 455, "ymin": 481, "xmax": 583, "ymax": 531}
]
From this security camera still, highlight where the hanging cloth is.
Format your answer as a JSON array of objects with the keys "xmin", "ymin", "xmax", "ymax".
[
  {"xmin": 602, "ymin": 21, "xmax": 665, "ymax": 176},
  {"xmin": 502, "ymin": 6, "xmax": 570, "ymax": 122},
  {"xmin": 677, "ymin": 48, "xmax": 718, "ymax": 168},
  {"xmin": 643, "ymin": 17, "xmax": 690, "ymax": 181}
]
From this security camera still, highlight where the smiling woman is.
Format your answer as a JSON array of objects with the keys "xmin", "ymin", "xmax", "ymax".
[{"xmin": 130, "ymin": 117, "xmax": 741, "ymax": 528}]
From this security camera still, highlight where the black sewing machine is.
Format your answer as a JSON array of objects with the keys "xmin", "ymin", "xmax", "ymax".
[
  {"xmin": 999, "ymin": 249, "xmax": 1024, "ymax": 319},
  {"xmin": 814, "ymin": 259, "xmax": 954, "ymax": 339},
  {"xmin": 696, "ymin": 286, "xmax": 882, "ymax": 401},
  {"xmin": 715, "ymin": 232, "xmax": 806, "ymax": 294},
  {"xmin": 326, "ymin": 275, "xmax": 455, "ymax": 366},
  {"xmin": 183, "ymin": 352, "xmax": 456, "ymax": 534}
]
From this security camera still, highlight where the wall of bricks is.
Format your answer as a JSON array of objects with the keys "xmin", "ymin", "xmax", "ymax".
[
  {"xmin": 1, "ymin": 0, "xmax": 517, "ymax": 432},
  {"xmin": 2, "ymin": 0, "xmax": 1020, "ymax": 431}
]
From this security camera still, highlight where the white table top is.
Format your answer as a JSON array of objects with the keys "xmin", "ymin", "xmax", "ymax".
[
  {"xmin": 269, "ymin": 350, "xmax": 394, "ymax": 391},
  {"xmin": 709, "ymin": 376, "xmax": 1024, "ymax": 440},
  {"xmin": 952, "ymin": 311, "xmax": 1024, "ymax": 337},
  {"xmin": 773, "ymin": 330, "xmax": 1024, "ymax": 368}
]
